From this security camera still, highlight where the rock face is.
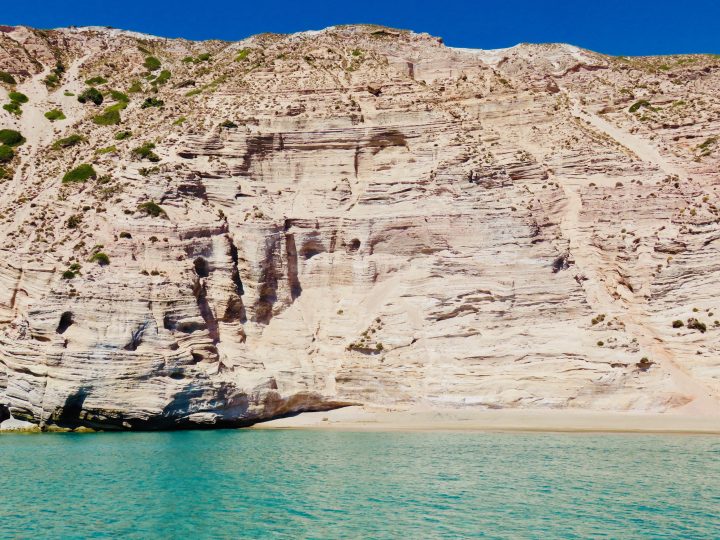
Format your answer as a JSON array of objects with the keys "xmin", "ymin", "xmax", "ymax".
[{"xmin": 0, "ymin": 25, "xmax": 719, "ymax": 430}]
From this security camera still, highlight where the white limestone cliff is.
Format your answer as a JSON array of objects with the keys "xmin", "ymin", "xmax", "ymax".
[{"xmin": 0, "ymin": 25, "xmax": 718, "ymax": 430}]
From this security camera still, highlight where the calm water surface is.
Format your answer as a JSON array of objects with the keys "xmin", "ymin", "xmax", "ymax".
[{"xmin": 0, "ymin": 430, "xmax": 718, "ymax": 538}]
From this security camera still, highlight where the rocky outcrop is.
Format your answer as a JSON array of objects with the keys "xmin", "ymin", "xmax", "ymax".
[{"xmin": 0, "ymin": 25, "xmax": 719, "ymax": 430}]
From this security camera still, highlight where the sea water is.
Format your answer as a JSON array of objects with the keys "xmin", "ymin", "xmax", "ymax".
[{"xmin": 0, "ymin": 430, "xmax": 718, "ymax": 538}]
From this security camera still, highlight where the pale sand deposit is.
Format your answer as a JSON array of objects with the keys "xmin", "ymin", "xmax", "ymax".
[{"xmin": 254, "ymin": 406, "xmax": 720, "ymax": 434}]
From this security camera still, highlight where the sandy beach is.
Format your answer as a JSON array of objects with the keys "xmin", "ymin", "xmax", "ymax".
[{"xmin": 252, "ymin": 406, "xmax": 720, "ymax": 435}]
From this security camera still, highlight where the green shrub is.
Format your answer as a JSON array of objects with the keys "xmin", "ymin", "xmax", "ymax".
[
  {"xmin": 64, "ymin": 91, "xmax": 75, "ymax": 97},
  {"xmin": 90, "ymin": 252, "xmax": 110, "ymax": 266},
  {"xmin": 0, "ymin": 129, "xmax": 25, "ymax": 147},
  {"xmin": 197, "ymin": 53, "xmax": 211, "ymax": 62},
  {"xmin": 132, "ymin": 142, "xmax": 160, "ymax": 162},
  {"xmin": 85, "ymin": 76, "xmax": 108, "ymax": 86},
  {"xmin": 44, "ymin": 73, "xmax": 60, "ymax": 88},
  {"xmin": 687, "ymin": 318, "xmax": 707, "ymax": 333},
  {"xmin": 151, "ymin": 70, "xmax": 171, "ymax": 86},
  {"xmin": 114, "ymin": 130, "xmax": 132, "ymax": 140},
  {"xmin": 143, "ymin": 56, "xmax": 162, "ymax": 71},
  {"xmin": 141, "ymin": 97, "xmax": 164, "ymax": 109},
  {"xmin": 0, "ymin": 166, "xmax": 6, "ymax": 179},
  {"xmin": 127, "ymin": 80, "xmax": 142, "ymax": 93},
  {"xmin": 61, "ymin": 270, "xmax": 76, "ymax": 279},
  {"xmin": 220, "ymin": 120, "xmax": 238, "ymax": 128},
  {"xmin": 96, "ymin": 145, "xmax": 117, "ymax": 154},
  {"xmin": 629, "ymin": 100, "xmax": 651, "ymax": 113},
  {"xmin": 185, "ymin": 89, "xmax": 201, "ymax": 97},
  {"xmin": 66, "ymin": 214, "xmax": 82, "ymax": 228},
  {"xmin": 8, "ymin": 91, "xmax": 28, "ymax": 104},
  {"xmin": 44, "ymin": 62, "xmax": 65, "ymax": 88},
  {"xmin": 93, "ymin": 106, "xmax": 122, "ymax": 126},
  {"xmin": 138, "ymin": 200, "xmax": 166, "ymax": 217},
  {"xmin": 182, "ymin": 56, "xmax": 194, "ymax": 63},
  {"xmin": 672, "ymin": 320, "xmax": 684, "ymax": 328},
  {"xmin": 52, "ymin": 134, "xmax": 85, "ymax": 150},
  {"xmin": 0, "ymin": 145, "xmax": 14, "ymax": 163},
  {"xmin": 62, "ymin": 164, "xmax": 97, "ymax": 183},
  {"xmin": 109, "ymin": 90, "xmax": 129, "ymax": 102},
  {"xmin": 44, "ymin": 109, "xmax": 66, "ymax": 121},
  {"xmin": 173, "ymin": 117, "xmax": 186, "ymax": 126},
  {"xmin": 78, "ymin": 87, "xmax": 104, "ymax": 106},
  {"xmin": 119, "ymin": 231, "xmax": 132, "ymax": 239},
  {"xmin": 0, "ymin": 71, "xmax": 16, "ymax": 85},
  {"xmin": 235, "ymin": 49, "xmax": 250, "ymax": 61},
  {"xmin": 3, "ymin": 102, "xmax": 21, "ymax": 115}
]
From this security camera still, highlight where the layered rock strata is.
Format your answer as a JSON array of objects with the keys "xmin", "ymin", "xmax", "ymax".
[{"xmin": 0, "ymin": 25, "xmax": 719, "ymax": 429}]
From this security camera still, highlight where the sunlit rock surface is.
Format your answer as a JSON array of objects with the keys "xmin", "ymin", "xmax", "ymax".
[{"xmin": 1, "ymin": 25, "xmax": 719, "ymax": 429}]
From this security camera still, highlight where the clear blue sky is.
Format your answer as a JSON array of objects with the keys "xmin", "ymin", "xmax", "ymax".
[{"xmin": 4, "ymin": 0, "xmax": 719, "ymax": 56}]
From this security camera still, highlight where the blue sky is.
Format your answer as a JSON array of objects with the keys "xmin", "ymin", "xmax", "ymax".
[{"xmin": 4, "ymin": 0, "xmax": 719, "ymax": 56}]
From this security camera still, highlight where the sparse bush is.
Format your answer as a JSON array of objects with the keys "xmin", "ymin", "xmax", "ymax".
[
  {"xmin": 152, "ymin": 70, "xmax": 171, "ymax": 85},
  {"xmin": 672, "ymin": 320, "xmax": 684, "ymax": 328},
  {"xmin": 90, "ymin": 252, "xmax": 110, "ymax": 266},
  {"xmin": 0, "ymin": 145, "xmax": 14, "ymax": 163},
  {"xmin": 138, "ymin": 200, "xmax": 166, "ymax": 218},
  {"xmin": 220, "ymin": 120, "xmax": 238, "ymax": 128},
  {"xmin": 43, "ymin": 73, "xmax": 60, "ymax": 88},
  {"xmin": 139, "ymin": 166, "xmax": 160, "ymax": 177},
  {"xmin": 93, "ymin": 104, "xmax": 123, "ymax": 125},
  {"xmin": 0, "ymin": 71, "xmax": 16, "ymax": 85},
  {"xmin": 85, "ymin": 76, "xmax": 108, "ymax": 86},
  {"xmin": 62, "ymin": 164, "xmax": 97, "ymax": 183},
  {"xmin": 141, "ymin": 97, "xmax": 164, "ymax": 109},
  {"xmin": 119, "ymin": 231, "xmax": 132, "ymax": 239},
  {"xmin": 235, "ymin": 49, "xmax": 250, "ymax": 61},
  {"xmin": 132, "ymin": 142, "xmax": 160, "ymax": 162},
  {"xmin": 44, "ymin": 109, "xmax": 66, "ymax": 121},
  {"xmin": 629, "ymin": 100, "xmax": 651, "ymax": 113},
  {"xmin": 52, "ymin": 134, "xmax": 85, "ymax": 150},
  {"xmin": 636, "ymin": 357, "xmax": 653, "ymax": 371},
  {"xmin": 687, "ymin": 318, "xmax": 707, "ymax": 333},
  {"xmin": 3, "ymin": 102, "xmax": 21, "ymax": 115},
  {"xmin": 78, "ymin": 87, "xmax": 104, "ymax": 106},
  {"xmin": 114, "ymin": 130, "xmax": 132, "ymax": 140},
  {"xmin": 127, "ymin": 80, "xmax": 142, "ymax": 93},
  {"xmin": 44, "ymin": 62, "xmax": 64, "ymax": 89},
  {"xmin": 8, "ymin": 91, "xmax": 28, "ymax": 104},
  {"xmin": 109, "ymin": 90, "xmax": 129, "ymax": 103},
  {"xmin": 66, "ymin": 214, "xmax": 82, "ymax": 228},
  {"xmin": 95, "ymin": 145, "xmax": 117, "ymax": 154},
  {"xmin": 0, "ymin": 129, "xmax": 25, "ymax": 147},
  {"xmin": 144, "ymin": 56, "xmax": 162, "ymax": 71},
  {"xmin": 61, "ymin": 270, "xmax": 76, "ymax": 279}
]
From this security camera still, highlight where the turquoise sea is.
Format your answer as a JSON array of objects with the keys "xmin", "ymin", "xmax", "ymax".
[{"xmin": 0, "ymin": 430, "xmax": 718, "ymax": 538}]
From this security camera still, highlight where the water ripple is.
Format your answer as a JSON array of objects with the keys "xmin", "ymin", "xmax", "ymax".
[{"xmin": 0, "ymin": 431, "xmax": 718, "ymax": 538}]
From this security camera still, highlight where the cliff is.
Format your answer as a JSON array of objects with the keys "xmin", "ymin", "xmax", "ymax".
[{"xmin": 1, "ymin": 25, "xmax": 719, "ymax": 430}]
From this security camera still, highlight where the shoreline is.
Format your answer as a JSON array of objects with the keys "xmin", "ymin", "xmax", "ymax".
[
  {"xmin": 251, "ymin": 406, "xmax": 720, "ymax": 435},
  {"xmin": 3, "ymin": 407, "xmax": 719, "ymax": 435}
]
